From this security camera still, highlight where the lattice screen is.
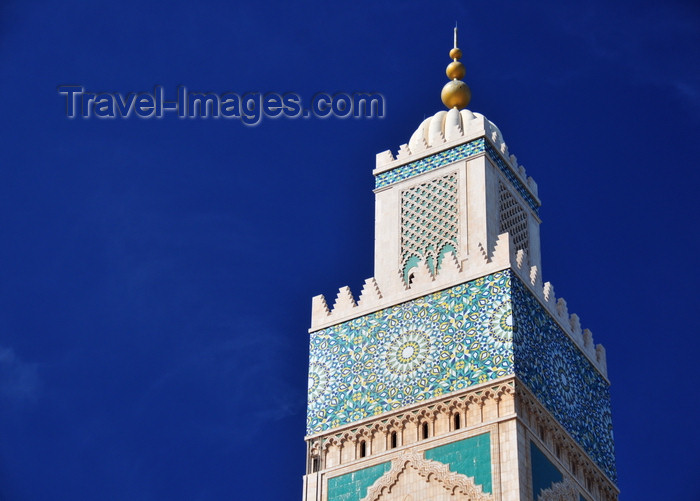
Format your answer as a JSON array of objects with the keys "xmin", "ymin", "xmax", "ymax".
[
  {"xmin": 498, "ymin": 181, "xmax": 529, "ymax": 253},
  {"xmin": 400, "ymin": 173, "xmax": 459, "ymax": 282}
]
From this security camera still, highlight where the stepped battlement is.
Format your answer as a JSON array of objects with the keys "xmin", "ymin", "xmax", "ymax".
[{"xmin": 310, "ymin": 231, "xmax": 607, "ymax": 379}]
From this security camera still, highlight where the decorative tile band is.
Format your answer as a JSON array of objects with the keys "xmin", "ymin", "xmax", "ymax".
[
  {"xmin": 374, "ymin": 139, "xmax": 485, "ymax": 189},
  {"xmin": 307, "ymin": 271, "xmax": 514, "ymax": 435},
  {"xmin": 374, "ymin": 138, "xmax": 539, "ymax": 214},
  {"xmin": 512, "ymin": 277, "xmax": 616, "ymax": 482}
]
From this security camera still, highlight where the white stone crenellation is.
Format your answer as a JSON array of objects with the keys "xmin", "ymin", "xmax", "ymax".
[
  {"xmin": 374, "ymin": 109, "xmax": 539, "ymax": 199},
  {"xmin": 310, "ymin": 232, "xmax": 608, "ymax": 379}
]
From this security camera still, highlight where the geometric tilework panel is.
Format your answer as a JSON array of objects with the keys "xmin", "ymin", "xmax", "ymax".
[
  {"xmin": 374, "ymin": 138, "xmax": 485, "ymax": 189},
  {"xmin": 374, "ymin": 137, "xmax": 539, "ymax": 215},
  {"xmin": 307, "ymin": 271, "xmax": 514, "ymax": 435},
  {"xmin": 512, "ymin": 277, "xmax": 616, "ymax": 482},
  {"xmin": 424, "ymin": 433, "xmax": 492, "ymax": 493},
  {"xmin": 327, "ymin": 462, "xmax": 391, "ymax": 501},
  {"xmin": 530, "ymin": 441, "xmax": 563, "ymax": 499}
]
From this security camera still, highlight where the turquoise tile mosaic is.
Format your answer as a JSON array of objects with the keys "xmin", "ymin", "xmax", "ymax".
[
  {"xmin": 424, "ymin": 433, "xmax": 492, "ymax": 493},
  {"xmin": 327, "ymin": 462, "xmax": 391, "ymax": 501},
  {"xmin": 307, "ymin": 271, "xmax": 514, "ymax": 434},
  {"xmin": 374, "ymin": 137, "xmax": 539, "ymax": 214},
  {"xmin": 512, "ymin": 278, "xmax": 616, "ymax": 482},
  {"xmin": 374, "ymin": 139, "xmax": 485, "ymax": 189}
]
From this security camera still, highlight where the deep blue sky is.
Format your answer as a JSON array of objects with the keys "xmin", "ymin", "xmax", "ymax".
[{"xmin": 0, "ymin": 1, "xmax": 698, "ymax": 499}]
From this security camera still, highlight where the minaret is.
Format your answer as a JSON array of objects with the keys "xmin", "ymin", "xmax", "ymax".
[{"xmin": 302, "ymin": 28, "xmax": 617, "ymax": 501}]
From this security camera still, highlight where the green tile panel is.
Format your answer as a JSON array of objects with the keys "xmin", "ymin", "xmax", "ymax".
[
  {"xmin": 327, "ymin": 462, "xmax": 391, "ymax": 501},
  {"xmin": 530, "ymin": 441, "xmax": 562, "ymax": 499},
  {"xmin": 424, "ymin": 433, "xmax": 492, "ymax": 493}
]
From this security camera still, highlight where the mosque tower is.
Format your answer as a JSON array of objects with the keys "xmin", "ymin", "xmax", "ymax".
[{"xmin": 302, "ymin": 28, "xmax": 617, "ymax": 501}]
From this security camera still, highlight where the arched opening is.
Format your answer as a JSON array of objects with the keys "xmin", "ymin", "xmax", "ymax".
[
  {"xmin": 390, "ymin": 431, "xmax": 397, "ymax": 449},
  {"xmin": 359, "ymin": 440, "xmax": 366, "ymax": 458},
  {"xmin": 453, "ymin": 413, "xmax": 461, "ymax": 430},
  {"xmin": 421, "ymin": 422, "xmax": 429, "ymax": 439},
  {"xmin": 437, "ymin": 243, "xmax": 456, "ymax": 272},
  {"xmin": 402, "ymin": 257, "xmax": 419, "ymax": 285},
  {"xmin": 311, "ymin": 457, "xmax": 319, "ymax": 473}
]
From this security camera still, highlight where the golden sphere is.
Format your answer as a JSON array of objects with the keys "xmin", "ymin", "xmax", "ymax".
[
  {"xmin": 449, "ymin": 47, "xmax": 462, "ymax": 59},
  {"xmin": 441, "ymin": 80, "xmax": 471, "ymax": 109},
  {"xmin": 446, "ymin": 61, "xmax": 466, "ymax": 80}
]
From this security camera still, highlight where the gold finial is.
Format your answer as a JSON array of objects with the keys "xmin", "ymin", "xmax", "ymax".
[{"xmin": 441, "ymin": 24, "xmax": 471, "ymax": 110}]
